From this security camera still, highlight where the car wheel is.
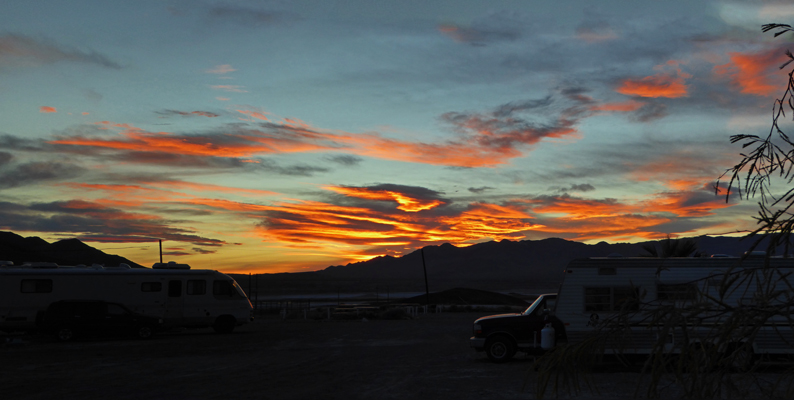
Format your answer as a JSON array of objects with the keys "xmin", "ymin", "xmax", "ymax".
[
  {"xmin": 485, "ymin": 335, "xmax": 516, "ymax": 363},
  {"xmin": 57, "ymin": 327, "xmax": 75, "ymax": 342},
  {"xmin": 136, "ymin": 325, "xmax": 155, "ymax": 340},
  {"xmin": 212, "ymin": 316, "xmax": 236, "ymax": 334}
]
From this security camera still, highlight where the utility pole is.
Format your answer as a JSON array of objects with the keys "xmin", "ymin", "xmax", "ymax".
[
  {"xmin": 421, "ymin": 248, "xmax": 430, "ymax": 306},
  {"xmin": 159, "ymin": 239, "xmax": 163, "ymax": 263}
]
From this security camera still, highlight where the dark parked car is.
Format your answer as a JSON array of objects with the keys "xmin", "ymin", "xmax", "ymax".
[
  {"xmin": 38, "ymin": 300, "xmax": 163, "ymax": 341},
  {"xmin": 470, "ymin": 294, "xmax": 567, "ymax": 362}
]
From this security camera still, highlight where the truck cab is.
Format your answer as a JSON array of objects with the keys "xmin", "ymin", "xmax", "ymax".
[{"xmin": 470, "ymin": 294, "xmax": 567, "ymax": 362}]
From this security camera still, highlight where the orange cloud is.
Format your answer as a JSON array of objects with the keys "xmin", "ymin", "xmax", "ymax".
[
  {"xmin": 713, "ymin": 46, "xmax": 788, "ymax": 96},
  {"xmin": 210, "ymin": 85, "xmax": 247, "ymax": 93},
  {"xmin": 617, "ymin": 61, "xmax": 691, "ymax": 98},
  {"xmin": 49, "ymin": 111, "xmax": 579, "ymax": 168},
  {"xmin": 617, "ymin": 75, "xmax": 689, "ymax": 98},
  {"xmin": 39, "ymin": 106, "xmax": 56, "ymax": 113},
  {"xmin": 205, "ymin": 64, "xmax": 236, "ymax": 74},
  {"xmin": 575, "ymin": 26, "xmax": 618, "ymax": 43},
  {"xmin": 237, "ymin": 109, "xmax": 269, "ymax": 121},
  {"xmin": 324, "ymin": 185, "xmax": 445, "ymax": 212},
  {"xmin": 520, "ymin": 189, "xmax": 736, "ymax": 242},
  {"xmin": 590, "ymin": 100, "xmax": 645, "ymax": 112},
  {"xmin": 624, "ymin": 150, "xmax": 731, "ymax": 191}
]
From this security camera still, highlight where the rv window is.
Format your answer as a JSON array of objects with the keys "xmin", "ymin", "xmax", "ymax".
[
  {"xmin": 657, "ymin": 283, "xmax": 696, "ymax": 301},
  {"xmin": 613, "ymin": 287, "xmax": 639, "ymax": 311},
  {"xmin": 584, "ymin": 287, "xmax": 639, "ymax": 312},
  {"xmin": 213, "ymin": 280, "xmax": 235, "ymax": 296},
  {"xmin": 598, "ymin": 267, "xmax": 617, "ymax": 275},
  {"xmin": 584, "ymin": 287, "xmax": 611, "ymax": 311},
  {"xmin": 168, "ymin": 280, "xmax": 182, "ymax": 297},
  {"xmin": 187, "ymin": 280, "xmax": 207, "ymax": 295},
  {"xmin": 141, "ymin": 282, "xmax": 162, "ymax": 292},
  {"xmin": 20, "ymin": 279, "xmax": 53, "ymax": 293}
]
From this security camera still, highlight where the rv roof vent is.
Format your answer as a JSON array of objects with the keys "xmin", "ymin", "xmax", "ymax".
[
  {"xmin": 118, "ymin": 263, "xmax": 131, "ymax": 269},
  {"xmin": 710, "ymin": 254, "xmax": 732, "ymax": 258},
  {"xmin": 152, "ymin": 261, "xmax": 191, "ymax": 270},
  {"xmin": 91, "ymin": 264, "xmax": 104, "ymax": 269},
  {"xmin": 24, "ymin": 262, "xmax": 59, "ymax": 268},
  {"xmin": 0, "ymin": 261, "xmax": 14, "ymax": 267}
]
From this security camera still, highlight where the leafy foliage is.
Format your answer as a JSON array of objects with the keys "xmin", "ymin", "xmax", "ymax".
[{"xmin": 719, "ymin": 24, "xmax": 794, "ymax": 256}]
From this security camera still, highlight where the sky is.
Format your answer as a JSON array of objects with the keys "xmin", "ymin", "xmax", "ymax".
[{"xmin": 1, "ymin": 1, "xmax": 794, "ymax": 273}]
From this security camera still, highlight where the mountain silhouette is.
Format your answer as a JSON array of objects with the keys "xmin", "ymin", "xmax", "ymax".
[
  {"xmin": 239, "ymin": 235, "xmax": 770, "ymax": 295},
  {"xmin": 0, "ymin": 231, "xmax": 144, "ymax": 268},
  {"xmin": 0, "ymin": 230, "xmax": 773, "ymax": 293}
]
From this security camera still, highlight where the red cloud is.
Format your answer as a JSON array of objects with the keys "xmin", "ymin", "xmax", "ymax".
[
  {"xmin": 616, "ymin": 61, "xmax": 691, "ymax": 98},
  {"xmin": 40, "ymin": 106, "xmax": 56, "ymax": 113},
  {"xmin": 713, "ymin": 46, "xmax": 788, "ymax": 96}
]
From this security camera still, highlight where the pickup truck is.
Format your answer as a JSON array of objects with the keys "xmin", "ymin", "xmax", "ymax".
[{"xmin": 470, "ymin": 294, "xmax": 567, "ymax": 362}]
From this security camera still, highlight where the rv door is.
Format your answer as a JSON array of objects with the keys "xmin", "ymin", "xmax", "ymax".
[{"xmin": 164, "ymin": 279, "xmax": 184, "ymax": 326}]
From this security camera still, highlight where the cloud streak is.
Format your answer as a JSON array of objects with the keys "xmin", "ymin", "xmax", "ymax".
[{"xmin": 0, "ymin": 34, "xmax": 121, "ymax": 69}]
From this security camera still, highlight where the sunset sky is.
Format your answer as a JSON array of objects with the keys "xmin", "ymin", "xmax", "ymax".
[{"xmin": 2, "ymin": 1, "xmax": 793, "ymax": 273}]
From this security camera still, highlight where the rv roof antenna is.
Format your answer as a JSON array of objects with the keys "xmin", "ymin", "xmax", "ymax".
[{"xmin": 159, "ymin": 239, "xmax": 163, "ymax": 264}]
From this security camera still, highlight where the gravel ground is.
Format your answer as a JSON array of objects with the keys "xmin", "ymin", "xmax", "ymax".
[{"xmin": 2, "ymin": 312, "xmax": 792, "ymax": 399}]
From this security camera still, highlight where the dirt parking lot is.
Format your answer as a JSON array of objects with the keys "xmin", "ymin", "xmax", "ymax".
[{"xmin": 2, "ymin": 312, "xmax": 790, "ymax": 399}]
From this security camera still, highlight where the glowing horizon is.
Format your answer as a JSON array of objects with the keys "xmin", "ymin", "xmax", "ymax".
[{"xmin": 0, "ymin": 1, "xmax": 787, "ymax": 274}]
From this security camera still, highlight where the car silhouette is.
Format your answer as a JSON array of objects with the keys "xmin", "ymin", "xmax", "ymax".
[{"xmin": 37, "ymin": 300, "xmax": 163, "ymax": 341}]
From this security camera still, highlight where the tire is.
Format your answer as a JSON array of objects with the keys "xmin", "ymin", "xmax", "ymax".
[
  {"xmin": 135, "ymin": 325, "xmax": 155, "ymax": 340},
  {"xmin": 212, "ymin": 316, "xmax": 236, "ymax": 334},
  {"xmin": 485, "ymin": 335, "xmax": 516, "ymax": 363},
  {"xmin": 56, "ymin": 327, "xmax": 75, "ymax": 342}
]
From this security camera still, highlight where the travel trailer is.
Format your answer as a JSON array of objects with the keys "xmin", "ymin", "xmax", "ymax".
[
  {"xmin": 0, "ymin": 262, "xmax": 253, "ymax": 334},
  {"xmin": 471, "ymin": 255, "xmax": 794, "ymax": 362},
  {"xmin": 555, "ymin": 255, "xmax": 794, "ymax": 356}
]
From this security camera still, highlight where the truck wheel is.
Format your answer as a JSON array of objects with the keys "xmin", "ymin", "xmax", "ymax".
[
  {"xmin": 212, "ymin": 316, "xmax": 236, "ymax": 334},
  {"xmin": 57, "ymin": 327, "xmax": 74, "ymax": 342},
  {"xmin": 485, "ymin": 335, "xmax": 516, "ymax": 363},
  {"xmin": 135, "ymin": 325, "xmax": 155, "ymax": 339}
]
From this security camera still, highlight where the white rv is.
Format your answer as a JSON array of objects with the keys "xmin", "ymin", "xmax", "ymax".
[
  {"xmin": 0, "ymin": 262, "xmax": 253, "ymax": 334},
  {"xmin": 555, "ymin": 256, "xmax": 794, "ymax": 356}
]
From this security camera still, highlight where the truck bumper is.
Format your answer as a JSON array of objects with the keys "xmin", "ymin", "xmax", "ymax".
[{"xmin": 470, "ymin": 337, "xmax": 486, "ymax": 350}]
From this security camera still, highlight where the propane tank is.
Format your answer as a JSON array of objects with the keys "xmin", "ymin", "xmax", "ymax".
[{"xmin": 541, "ymin": 322, "xmax": 556, "ymax": 350}]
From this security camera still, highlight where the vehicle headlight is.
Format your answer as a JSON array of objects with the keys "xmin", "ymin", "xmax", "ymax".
[{"xmin": 473, "ymin": 323, "xmax": 482, "ymax": 335}]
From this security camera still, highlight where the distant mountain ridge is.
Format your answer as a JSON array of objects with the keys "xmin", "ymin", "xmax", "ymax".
[
  {"xmin": 0, "ymin": 230, "xmax": 772, "ymax": 294},
  {"xmin": 0, "ymin": 231, "xmax": 144, "ymax": 268},
  {"xmin": 240, "ymin": 235, "xmax": 772, "ymax": 295}
]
